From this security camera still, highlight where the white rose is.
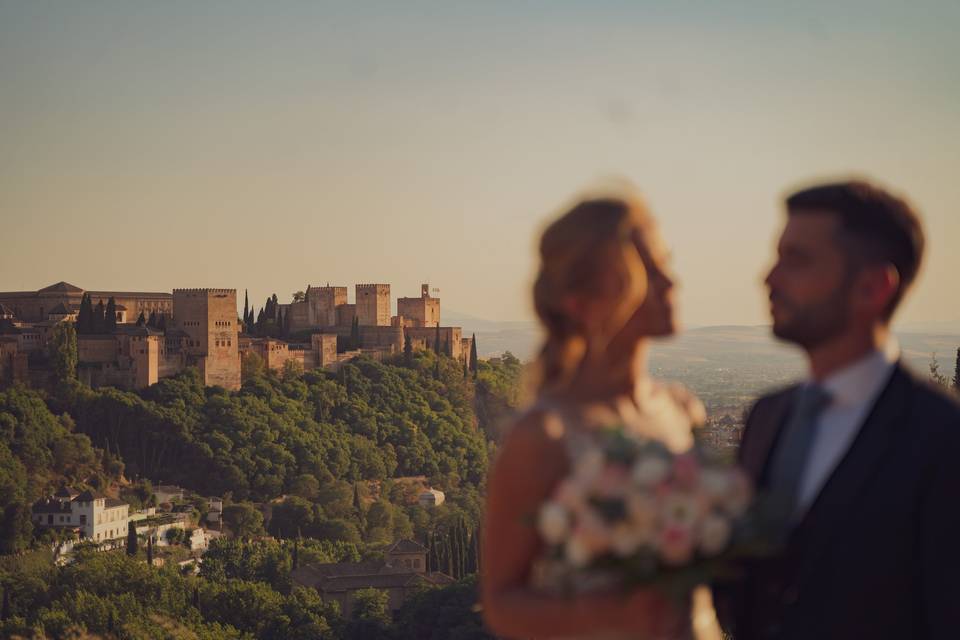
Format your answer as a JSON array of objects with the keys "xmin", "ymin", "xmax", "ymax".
[
  {"xmin": 698, "ymin": 513, "xmax": 732, "ymax": 557},
  {"xmin": 537, "ymin": 501, "xmax": 570, "ymax": 545},
  {"xmin": 632, "ymin": 455, "xmax": 670, "ymax": 488},
  {"xmin": 699, "ymin": 468, "xmax": 731, "ymax": 501},
  {"xmin": 574, "ymin": 448, "xmax": 606, "ymax": 484},
  {"xmin": 565, "ymin": 533, "xmax": 593, "ymax": 568}
]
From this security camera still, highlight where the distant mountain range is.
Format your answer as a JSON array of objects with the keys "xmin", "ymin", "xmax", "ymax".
[{"xmin": 447, "ymin": 311, "xmax": 960, "ymax": 378}]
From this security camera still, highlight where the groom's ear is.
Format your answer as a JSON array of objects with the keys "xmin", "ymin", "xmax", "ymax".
[{"xmin": 852, "ymin": 263, "xmax": 900, "ymax": 321}]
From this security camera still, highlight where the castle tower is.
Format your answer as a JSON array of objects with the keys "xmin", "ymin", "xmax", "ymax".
[
  {"xmin": 397, "ymin": 284, "xmax": 440, "ymax": 328},
  {"xmin": 172, "ymin": 289, "xmax": 240, "ymax": 390},
  {"xmin": 355, "ymin": 284, "xmax": 391, "ymax": 327},
  {"xmin": 308, "ymin": 286, "xmax": 348, "ymax": 327}
]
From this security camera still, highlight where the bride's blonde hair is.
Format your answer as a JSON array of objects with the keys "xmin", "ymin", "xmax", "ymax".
[{"xmin": 532, "ymin": 194, "xmax": 651, "ymax": 393}]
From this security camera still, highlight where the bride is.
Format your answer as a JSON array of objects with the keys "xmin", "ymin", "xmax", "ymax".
[{"xmin": 481, "ymin": 193, "xmax": 721, "ymax": 639}]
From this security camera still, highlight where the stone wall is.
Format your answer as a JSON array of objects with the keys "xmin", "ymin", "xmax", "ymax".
[
  {"xmin": 88, "ymin": 292, "xmax": 172, "ymax": 322},
  {"xmin": 78, "ymin": 335, "xmax": 118, "ymax": 364},
  {"xmin": 404, "ymin": 326, "xmax": 465, "ymax": 360},
  {"xmin": 336, "ymin": 304, "xmax": 356, "ymax": 328}
]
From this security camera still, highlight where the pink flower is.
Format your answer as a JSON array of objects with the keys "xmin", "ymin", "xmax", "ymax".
[
  {"xmin": 659, "ymin": 524, "xmax": 695, "ymax": 566},
  {"xmin": 672, "ymin": 453, "xmax": 701, "ymax": 489},
  {"xmin": 592, "ymin": 463, "xmax": 631, "ymax": 499},
  {"xmin": 554, "ymin": 479, "xmax": 587, "ymax": 512}
]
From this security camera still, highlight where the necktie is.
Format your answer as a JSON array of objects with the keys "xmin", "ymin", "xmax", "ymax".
[{"xmin": 767, "ymin": 384, "xmax": 832, "ymax": 528}]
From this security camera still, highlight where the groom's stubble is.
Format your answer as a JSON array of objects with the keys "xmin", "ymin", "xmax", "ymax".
[{"xmin": 770, "ymin": 275, "xmax": 854, "ymax": 350}]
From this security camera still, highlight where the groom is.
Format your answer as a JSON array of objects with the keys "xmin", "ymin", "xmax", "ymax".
[{"xmin": 723, "ymin": 180, "xmax": 960, "ymax": 639}]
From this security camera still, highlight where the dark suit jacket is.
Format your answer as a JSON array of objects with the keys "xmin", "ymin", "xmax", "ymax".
[{"xmin": 720, "ymin": 363, "xmax": 960, "ymax": 640}]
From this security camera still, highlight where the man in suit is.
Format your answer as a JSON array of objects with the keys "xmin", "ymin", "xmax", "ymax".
[{"xmin": 723, "ymin": 180, "xmax": 960, "ymax": 639}]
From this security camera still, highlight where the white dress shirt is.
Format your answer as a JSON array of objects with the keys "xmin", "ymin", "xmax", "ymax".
[{"xmin": 794, "ymin": 338, "xmax": 900, "ymax": 516}]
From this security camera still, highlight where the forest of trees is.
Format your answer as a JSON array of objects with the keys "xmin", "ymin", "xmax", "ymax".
[
  {"xmin": 0, "ymin": 543, "xmax": 488, "ymax": 639},
  {"xmin": 0, "ymin": 322, "xmax": 524, "ymax": 638}
]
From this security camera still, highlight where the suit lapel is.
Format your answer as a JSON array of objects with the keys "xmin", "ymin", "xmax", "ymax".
[
  {"xmin": 740, "ymin": 388, "xmax": 797, "ymax": 485},
  {"xmin": 789, "ymin": 364, "xmax": 911, "ymax": 564}
]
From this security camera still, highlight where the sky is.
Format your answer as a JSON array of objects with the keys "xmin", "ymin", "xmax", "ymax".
[{"xmin": 1, "ymin": 1, "xmax": 958, "ymax": 328}]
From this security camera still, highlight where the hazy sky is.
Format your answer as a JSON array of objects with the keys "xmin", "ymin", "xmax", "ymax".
[{"xmin": 2, "ymin": 1, "xmax": 958, "ymax": 327}]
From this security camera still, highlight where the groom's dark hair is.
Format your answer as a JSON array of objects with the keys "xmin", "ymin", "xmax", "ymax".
[{"xmin": 786, "ymin": 180, "xmax": 924, "ymax": 319}]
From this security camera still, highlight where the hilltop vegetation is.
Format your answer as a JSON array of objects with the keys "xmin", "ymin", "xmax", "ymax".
[{"xmin": 0, "ymin": 346, "xmax": 523, "ymax": 639}]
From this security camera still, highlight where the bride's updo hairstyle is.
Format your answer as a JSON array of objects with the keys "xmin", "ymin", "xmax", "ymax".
[{"xmin": 533, "ymin": 194, "xmax": 651, "ymax": 393}]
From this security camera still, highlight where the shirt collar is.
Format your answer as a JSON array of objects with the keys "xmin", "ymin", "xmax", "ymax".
[{"xmin": 816, "ymin": 338, "xmax": 900, "ymax": 409}]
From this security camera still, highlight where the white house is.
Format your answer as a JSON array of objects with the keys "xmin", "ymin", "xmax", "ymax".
[
  {"xmin": 206, "ymin": 497, "xmax": 223, "ymax": 524},
  {"xmin": 32, "ymin": 488, "xmax": 130, "ymax": 543}
]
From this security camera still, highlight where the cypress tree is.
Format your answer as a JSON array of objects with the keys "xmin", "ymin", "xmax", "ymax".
[
  {"xmin": 136, "ymin": 311, "xmax": 146, "ymax": 327},
  {"xmin": 463, "ymin": 358, "xmax": 468, "ymax": 381},
  {"xmin": 157, "ymin": 314, "xmax": 167, "ymax": 331},
  {"xmin": 147, "ymin": 311, "xmax": 157, "ymax": 328},
  {"xmin": 105, "ymin": 297, "xmax": 117, "ymax": 333},
  {"xmin": 243, "ymin": 290, "xmax": 249, "ymax": 328},
  {"xmin": 283, "ymin": 305, "xmax": 292, "ymax": 335},
  {"xmin": 470, "ymin": 334, "xmax": 478, "ymax": 379},
  {"xmin": 77, "ymin": 293, "xmax": 93, "ymax": 334},
  {"xmin": 953, "ymin": 347, "xmax": 960, "ymax": 393},
  {"xmin": 146, "ymin": 534, "xmax": 154, "ymax": 566},
  {"xmin": 434, "ymin": 325, "xmax": 441, "ymax": 355},
  {"xmin": 193, "ymin": 585, "xmax": 201, "ymax": 612},
  {"xmin": 443, "ymin": 337, "xmax": 449, "ymax": 356},
  {"xmin": 292, "ymin": 536, "xmax": 300, "ymax": 571},
  {"xmin": 271, "ymin": 293, "xmax": 279, "ymax": 318},
  {"xmin": 93, "ymin": 300, "xmax": 106, "ymax": 333},
  {"xmin": 256, "ymin": 308, "xmax": 265, "ymax": 336},
  {"xmin": 126, "ymin": 521, "xmax": 138, "ymax": 556},
  {"xmin": 434, "ymin": 355, "xmax": 440, "ymax": 380},
  {"xmin": 404, "ymin": 334, "xmax": 413, "ymax": 366}
]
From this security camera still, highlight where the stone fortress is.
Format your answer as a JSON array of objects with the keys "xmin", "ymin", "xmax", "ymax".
[
  {"xmin": 0, "ymin": 281, "xmax": 472, "ymax": 391},
  {"xmin": 244, "ymin": 282, "xmax": 471, "ymax": 376}
]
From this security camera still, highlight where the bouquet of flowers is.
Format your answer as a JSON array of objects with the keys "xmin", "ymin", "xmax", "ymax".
[{"xmin": 535, "ymin": 427, "xmax": 758, "ymax": 595}]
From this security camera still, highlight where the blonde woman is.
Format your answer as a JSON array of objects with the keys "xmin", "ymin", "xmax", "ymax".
[{"xmin": 481, "ymin": 194, "xmax": 720, "ymax": 639}]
